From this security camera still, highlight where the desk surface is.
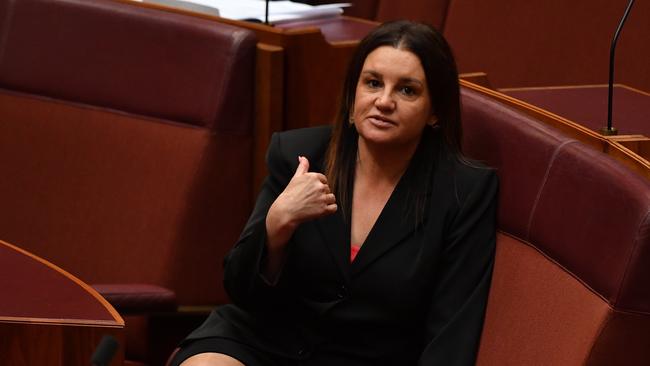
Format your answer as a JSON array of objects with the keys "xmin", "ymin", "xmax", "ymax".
[
  {"xmin": 276, "ymin": 16, "xmax": 377, "ymax": 43},
  {"xmin": 501, "ymin": 85, "xmax": 650, "ymax": 136},
  {"xmin": 0, "ymin": 241, "xmax": 121, "ymax": 324},
  {"xmin": 0, "ymin": 240, "xmax": 123, "ymax": 365}
]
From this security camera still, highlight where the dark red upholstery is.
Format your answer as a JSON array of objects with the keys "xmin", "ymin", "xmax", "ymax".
[
  {"xmin": 530, "ymin": 142, "xmax": 650, "ymax": 313},
  {"xmin": 342, "ymin": 0, "xmax": 378, "ymax": 20},
  {"xmin": 341, "ymin": 0, "xmax": 451, "ymax": 30},
  {"xmin": 0, "ymin": 0, "xmax": 256, "ymax": 306},
  {"xmin": 0, "ymin": 0, "xmax": 257, "ymax": 364},
  {"xmin": 504, "ymin": 85, "xmax": 650, "ymax": 136},
  {"xmin": 0, "ymin": 0, "xmax": 253, "ymax": 133},
  {"xmin": 461, "ymin": 86, "xmax": 650, "ymax": 364},
  {"xmin": 375, "ymin": 0, "xmax": 450, "ymax": 30},
  {"xmin": 445, "ymin": 0, "xmax": 650, "ymax": 91},
  {"xmin": 92, "ymin": 284, "xmax": 177, "ymax": 314},
  {"xmin": 341, "ymin": 1, "xmax": 650, "ymax": 90},
  {"xmin": 462, "ymin": 90, "xmax": 575, "ymax": 240}
]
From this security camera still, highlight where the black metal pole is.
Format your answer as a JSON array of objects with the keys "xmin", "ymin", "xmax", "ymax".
[{"xmin": 603, "ymin": 0, "xmax": 635, "ymax": 135}]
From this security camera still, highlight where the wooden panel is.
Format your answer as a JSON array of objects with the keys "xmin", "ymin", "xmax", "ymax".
[
  {"xmin": 0, "ymin": 322, "xmax": 123, "ymax": 366},
  {"xmin": 254, "ymin": 43, "xmax": 284, "ymax": 194}
]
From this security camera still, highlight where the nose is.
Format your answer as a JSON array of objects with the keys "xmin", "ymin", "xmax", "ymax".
[{"xmin": 374, "ymin": 91, "xmax": 395, "ymax": 111}]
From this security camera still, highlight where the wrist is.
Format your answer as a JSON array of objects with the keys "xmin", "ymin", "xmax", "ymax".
[{"xmin": 266, "ymin": 202, "xmax": 298, "ymax": 250}]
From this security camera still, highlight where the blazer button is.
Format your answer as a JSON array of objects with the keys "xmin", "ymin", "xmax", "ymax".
[
  {"xmin": 297, "ymin": 348, "xmax": 308, "ymax": 358},
  {"xmin": 337, "ymin": 285, "xmax": 348, "ymax": 299}
]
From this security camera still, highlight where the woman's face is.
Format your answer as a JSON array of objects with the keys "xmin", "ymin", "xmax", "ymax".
[{"xmin": 352, "ymin": 46, "xmax": 434, "ymax": 150}]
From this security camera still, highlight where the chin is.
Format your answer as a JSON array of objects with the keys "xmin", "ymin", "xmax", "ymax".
[
  {"xmin": 359, "ymin": 134, "xmax": 407, "ymax": 148},
  {"xmin": 358, "ymin": 129, "xmax": 421, "ymax": 151}
]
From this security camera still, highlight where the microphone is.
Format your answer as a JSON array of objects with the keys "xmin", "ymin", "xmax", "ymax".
[
  {"xmin": 91, "ymin": 335, "xmax": 119, "ymax": 366},
  {"xmin": 601, "ymin": 0, "xmax": 635, "ymax": 136},
  {"xmin": 265, "ymin": 0, "xmax": 270, "ymax": 25}
]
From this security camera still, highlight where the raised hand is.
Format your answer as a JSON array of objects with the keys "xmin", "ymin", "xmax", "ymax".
[{"xmin": 266, "ymin": 156, "xmax": 337, "ymax": 253}]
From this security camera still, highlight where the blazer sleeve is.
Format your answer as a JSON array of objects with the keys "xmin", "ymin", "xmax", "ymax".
[
  {"xmin": 418, "ymin": 168, "xmax": 498, "ymax": 366},
  {"xmin": 222, "ymin": 132, "xmax": 295, "ymax": 313}
]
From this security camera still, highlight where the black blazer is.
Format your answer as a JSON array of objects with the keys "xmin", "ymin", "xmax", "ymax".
[{"xmin": 185, "ymin": 126, "xmax": 498, "ymax": 366}]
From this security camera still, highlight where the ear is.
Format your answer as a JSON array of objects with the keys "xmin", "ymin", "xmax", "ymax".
[{"xmin": 427, "ymin": 115, "xmax": 438, "ymax": 126}]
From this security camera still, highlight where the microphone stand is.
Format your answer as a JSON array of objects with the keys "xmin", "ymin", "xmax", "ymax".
[
  {"xmin": 265, "ymin": 0, "xmax": 270, "ymax": 25},
  {"xmin": 601, "ymin": 0, "xmax": 635, "ymax": 136}
]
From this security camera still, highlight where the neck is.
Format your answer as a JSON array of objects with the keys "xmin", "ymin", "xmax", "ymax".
[{"xmin": 356, "ymin": 138, "xmax": 419, "ymax": 184}]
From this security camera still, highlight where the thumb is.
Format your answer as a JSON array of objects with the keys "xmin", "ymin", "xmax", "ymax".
[{"xmin": 294, "ymin": 156, "xmax": 310, "ymax": 176}]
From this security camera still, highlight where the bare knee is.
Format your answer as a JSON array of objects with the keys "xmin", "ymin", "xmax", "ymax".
[{"xmin": 180, "ymin": 352, "xmax": 246, "ymax": 366}]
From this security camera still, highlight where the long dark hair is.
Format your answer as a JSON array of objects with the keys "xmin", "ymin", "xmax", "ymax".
[{"xmin": 325, "ymin": 20, "xmax": 463, "ymax": 223}]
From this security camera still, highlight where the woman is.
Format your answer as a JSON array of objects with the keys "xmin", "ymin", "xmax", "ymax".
[{"xmin": 172, "ymin": 20, "xmax": 497, "ymax": 366}]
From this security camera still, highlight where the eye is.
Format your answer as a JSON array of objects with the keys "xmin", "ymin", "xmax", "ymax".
[
  {"xmin": 399, "ymin": 86, "xmax": 416, "ymax": 96},
  {"xmin": 366, "ymin": 79, "xmax": 381, "ymax": 89}
]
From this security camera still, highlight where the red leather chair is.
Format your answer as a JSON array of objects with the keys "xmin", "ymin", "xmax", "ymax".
[
  {"xmin": 343, "ymin": 0, "xmax": 451, "ymax": 30},
  {"xmin": 461, "ymin": 86, "xmax": 650, "ymax": 365},
  {"xmin": 0, "ymin": 0, "xmax": 256, "ymax": 364},
  {"xmin": 444, "ymin": 0, "xmax": 650, "ymax": 91}
]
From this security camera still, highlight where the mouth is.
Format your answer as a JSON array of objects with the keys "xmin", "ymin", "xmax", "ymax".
[{"xmin": 367, "ymin": 115, "xmax": 396, "ymax": 127}]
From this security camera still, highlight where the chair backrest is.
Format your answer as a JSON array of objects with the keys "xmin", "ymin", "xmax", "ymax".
[
  {"xmin": 375, "ymin": 0, "xmax": 450, "ymax": 30},
  {"xmin": 343, "ymin": 0, "xmax": 450, "ymax": 30},
  {"xmin": 0, "ymin": 0, "xmax": 254, "ymax": 132},
  {"xmin": 445, "ymin": 0, "xmax": 650, "ymax": 91},
  {"xmin": 0, "ymin": 0, "xmax": 257, "ymax": 306},
  {"xmin": 461, "ymin": 86, "xmax": 650, "ymax": 365}
]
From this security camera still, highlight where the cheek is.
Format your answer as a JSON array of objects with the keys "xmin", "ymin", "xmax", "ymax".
[
  {"xmin": 412, "ymin": 101, "xmax": 433, "ymax": 123},
  {"xmin": 353, "ymin": 91, "xmax": 375, "ymax": 114},
  {"xmin": 351, "ymin": 97, "xmax": 366, "ymax": 119}
]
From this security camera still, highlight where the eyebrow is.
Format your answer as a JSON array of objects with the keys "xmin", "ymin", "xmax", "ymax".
[{"xmin": 361, "ymin": 70, "xmax": 425, "ymax": 87}]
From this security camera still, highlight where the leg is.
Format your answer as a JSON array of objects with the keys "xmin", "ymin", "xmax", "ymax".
[{"xmin": 180, "ymin": 352, "xmax": 246, "ymax": 366}]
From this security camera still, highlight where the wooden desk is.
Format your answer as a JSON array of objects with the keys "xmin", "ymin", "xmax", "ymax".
[{"xmin": 0, "ymin": 240, "xmax": 124, "ymax": 366}]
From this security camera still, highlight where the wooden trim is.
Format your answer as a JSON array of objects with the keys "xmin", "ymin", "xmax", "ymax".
[
  {"xmin": 253, "ymin": 43, "xmax": 284, "ymax": 197},
  {"xmin": 460, "ymin": 80, "xmax": 608, "ymax": 150},
  {"xmin": 605, "ymin": 141, "xmax": 650, "ymax": 180},
  {"xmin": 0, "ymin": 240, "xmax": 124, "ymax": 326},
  {"xmin": 459, "ymin": 72, "xmax": 491, "ymax": 89},
  {"xmin": 499, "ymin": 84, "xmax": 613, "ymax": 92},
  {"xmin": 460, "ymin": 80, "xmax": 650, "ymax": 180},
  {"xmin": 0, "ymin": 316, "xmax": 123, "ymax": 327},
  {"xmin": 618, "ymin": 84, "xmax": 650, "ymax": 97},
  {"xmin": 498, "ymin": 83, "xmax": 649, "ymax": 96}
]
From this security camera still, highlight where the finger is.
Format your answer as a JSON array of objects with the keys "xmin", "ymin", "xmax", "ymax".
[
  {"xmin": 314, "ymin": 182, "xmax": 329, "ymax": 194},
  {"xmin": 324, "ymin": 203, "xmax": 338, "ymax": 214},
  {"xmin": 309, "ymin": 172, "xmax": 328, "ymax": 184},
  {"xmin": 324, "ymin": 193, "xmax": 336, "ymax": 204},
  {"xmin": 294, "ymin": 156, "xmax": 310, "ymax": 177}
]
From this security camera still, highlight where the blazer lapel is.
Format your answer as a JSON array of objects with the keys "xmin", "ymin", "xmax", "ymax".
[
  {"xmin": 350, "ymin": 169, "xmax": 425, "ymax": 277},
  {"xmin": 315, "ymin": 208, "xmax": 351, "ymax": 282}
]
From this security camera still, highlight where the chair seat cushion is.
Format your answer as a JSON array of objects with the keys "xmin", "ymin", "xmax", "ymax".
[{"xmin": 93, "ymin": 284, "xmax": 177, "ymax": 313}]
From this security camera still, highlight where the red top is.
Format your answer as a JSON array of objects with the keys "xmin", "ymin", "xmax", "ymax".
[{"xmin": 350, "ymin": 244, "xmax": 361, "ymax": 262}]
